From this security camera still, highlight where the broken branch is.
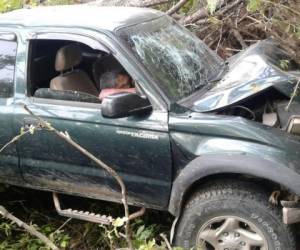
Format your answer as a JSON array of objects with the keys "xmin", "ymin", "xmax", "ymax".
[
  {"xmin": 286, "ymin": 78, "xmax": 300, "ymax": 111},
  {"xmin": 166, "ymin": 0, "xmax": 189, "ymax": 15},
  {"xmin": 160, "ymin": 233, "xmax": 172, "ymax": 250},
  {"xmin": 0, "ymin": 205, "xmax": 59, "ymax": 250},
  {"xmin": 0, "ymin": 130, "xmax": 31, "ymax": 154},
  {"xmin": 181, "ymin": 7, "xmax": 208, "ymax": 24}
]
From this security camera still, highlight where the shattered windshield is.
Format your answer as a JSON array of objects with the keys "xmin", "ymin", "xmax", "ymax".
[{"xmin": 118, "ymin": 16, "xmax": 223, "ymax": 102}]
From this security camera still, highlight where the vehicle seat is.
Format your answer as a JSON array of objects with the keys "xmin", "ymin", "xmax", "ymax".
[
  {"xmin": 92, "ymin": 56, "xmax": 123, "ymax": 89},
  {"xmin": 50, "ymin": 44, "xmax": 98, "ymax": 96},
  {"xmin": 99, "ymin": 70, "xmax": 120, "ymax": 89}
]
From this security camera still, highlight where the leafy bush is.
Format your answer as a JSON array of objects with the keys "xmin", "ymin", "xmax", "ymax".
[
  {"xmin": 0, "ymin": 0, "xmax": 75, "ymax": 13},
  {"xmin": 0, "ymin": 187, "xmax": 174, "ymax": 249},
  {"xmin": 0, "ymin": 0, "xmax": 22, "ymax": 13}
]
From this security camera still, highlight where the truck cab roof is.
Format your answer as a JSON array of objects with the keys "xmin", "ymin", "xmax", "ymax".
[{"xmin": 0, "ymin": 5, "xmax": 164, "ymax": 31}]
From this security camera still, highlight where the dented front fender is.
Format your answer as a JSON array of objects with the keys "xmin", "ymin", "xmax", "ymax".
[{"xmin": 168, "ymin": 112, "xmax": 300, "ymax": 216}]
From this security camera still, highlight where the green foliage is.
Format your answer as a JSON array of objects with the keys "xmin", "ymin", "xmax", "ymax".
[
  {"xmin": 0, "ymin": 0, "xmax": 75, "ymax": 13},
  {"xmin": 247, "ymin": 0, "xmax": 263, "ymax": 12},
  {"xmin": 2, "ymin": 189, "xmax": 175, "ymax": 250},
  {"xmin": 296, "ymin": 27, "xmax": 300, "ymax": 39},
  {"xmin": 132, "ymin": 220, "xmax": 161, "ymax": 248},
  {"xmin": 96, "ymin": 217, "xmax": 170, "ymax": 249},
  {"xmin": 44, "ymin": 0, "xmax": 75, "ymax": 6},
  {"xmin": 137, "ymin": 238, "xmax": 157, "ymax": 250},
  {"xmin": 179, "ymin": 0, "xmax": 204, "ymax": 14},
  {"xmin": 0, "ymin": 186, "xmax": 176, "ymax": 249},
  {"xmin": 207, "ymin": 0, "xmax": 218, "ymax": 14},
  {"xmin": 112, "ymin": 216, "xmax": 127, "ymax": 228},
  {"xmin": 0, "ymin": 0, "xmax": 22, "ymax": 13},
  {"xmin": 279, "ymin": 59, "xmax": 290, "ymax": 71},
  {"xmin": 0, "ymin": 219, "xmax": 70, "ymax": 250}
]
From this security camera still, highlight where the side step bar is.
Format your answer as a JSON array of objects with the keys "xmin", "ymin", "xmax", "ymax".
[
  {"xmin": 53, "ymin": 193, "xmax": 113, "ymax": 225},
  {"xmin": 283, "ymin": 207, "xmax": 300, "ymax": 224},
  {"xmin": 281, "ymin": 200, "xmax": 300, "ymax": 224}
]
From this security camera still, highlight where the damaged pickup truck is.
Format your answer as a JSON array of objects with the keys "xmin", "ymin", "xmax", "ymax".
[{"xmin": 0, "ymin": 5, "xmax": 299, "ymax": 250}]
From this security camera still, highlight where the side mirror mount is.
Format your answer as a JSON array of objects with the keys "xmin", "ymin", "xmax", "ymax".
[{"xmin": 101, "ymin": 92, "xmax": 152, "ymax": 118}]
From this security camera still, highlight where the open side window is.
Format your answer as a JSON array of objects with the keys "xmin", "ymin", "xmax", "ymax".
[{"xmin": 27, "ymin": 36, "xmax": 136, "ymax": 104}]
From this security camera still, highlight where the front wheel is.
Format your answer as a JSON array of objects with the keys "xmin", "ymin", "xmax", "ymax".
[{"xmin": 174, "ymin": 180, "xmax": 296, "ymax": 250}]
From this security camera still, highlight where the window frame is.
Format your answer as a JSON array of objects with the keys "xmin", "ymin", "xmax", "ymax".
[
  {"xmin": 25, "ymin": 28, "xmax": 167, "ymax": 112},
  {"xmin": 0, "ymin": 32, "xmax": 18, "ymax": 99},
  {"xmin": 27, "ymin": 31, "xmax": 150, "ymax": 110},
  {"xmin": 31, "ymin": 95, "xmax": 102, "ymax": 109},
  {"xmin": 26, "ymin": 32, "xmax": 111, "ymax": 108}
]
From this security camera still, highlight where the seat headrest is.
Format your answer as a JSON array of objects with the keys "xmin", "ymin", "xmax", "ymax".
[
  {"xmin": 99, "ymin": 71, "xmax": 119, "ymax": 89},
  {"xmin": 55, "ymin": 44, "xmax": 82, "ymax": 71}
]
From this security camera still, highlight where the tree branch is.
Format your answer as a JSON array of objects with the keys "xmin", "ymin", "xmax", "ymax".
[
  {"xmin": 166, "ymin": 0, "xmax": 189, "ymax": 15},
  {"xmin": 160, "ymin": 233, "xmax": 172, "ymax": 250},
  {"xmin": 0, "ymin": 130, "xmax": 31, "ymax": 154},
  {"xmin": 180, "ymin": 7, "xmax": 208, "ymax": 24},
  {"xmin": 0, "ymin": 206, "xmax": 59, "ymax": 250},
  {"xmin": 180, "ymin": 0, "xmax": 226, "ymax": 24}
]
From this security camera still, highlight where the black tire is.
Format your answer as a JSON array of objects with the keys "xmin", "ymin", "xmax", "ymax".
[{"xmin": 174, "ymin": 180, "xmax": 296, "ymax": 250}]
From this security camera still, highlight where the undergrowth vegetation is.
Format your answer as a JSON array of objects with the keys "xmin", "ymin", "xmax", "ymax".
[
  {"xmin": 0, "ymin": 186, "xmax": 173, "ymax": 249},
  {"xmin": 0, "ymin": 0, "xmax": 75, "ymax": 13},
  {"xmin": 157, "ymin": 0, "xmax": 300, "ymax": 63}
]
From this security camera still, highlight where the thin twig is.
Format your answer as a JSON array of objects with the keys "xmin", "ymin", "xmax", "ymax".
[
  {"xmin": 128, "ymin": 207, "xmax": 145, "ymax": 220},
  {"xmin": 181, "ymin": 7, "xmax": 208, "ymax": 24},
  {"xmin": 228, "ymin": 19, "xmax": 247, "ymax": 49},
  {"xmin": 264, "ymin": 0, "xmax": 300, "ymax": 17},
  {"xmin": 54, "ymin": 218, "xmax": 72, "ymax": 235},
  {"xmin": 215, "ymin": 25, "xmax": 223, "ymax": 52},
  {"xmin": 0, "ymin": 205, "xmax": 59, "ymax": 250},
  {"xmin": 0, "ymin": 130, "xmax": 31, "ymax": 154},
  {"xmin": 286, "ymin": 78, "xmax": 300, "ymax": 111},
  {"xmin": 217, "ymin": 0, "xmax": 243, "ymax": 16},
  {"xmin": 160, "ymin": 233, "xmax": 172, "ymax": 250},
  {"xmin": 232, "ymin": 28, "xmax": 247, "ymax": 48}
]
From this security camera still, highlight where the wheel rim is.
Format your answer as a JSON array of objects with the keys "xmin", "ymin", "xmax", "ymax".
[{"xmin": 196, "ymin": 215, "xmax": 268, "ymax": 250}]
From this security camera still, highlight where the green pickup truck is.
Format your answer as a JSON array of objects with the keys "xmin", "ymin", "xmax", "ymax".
[{"xmin": 0, "ymin": 5, "xmax": 299, "ymax": 249}]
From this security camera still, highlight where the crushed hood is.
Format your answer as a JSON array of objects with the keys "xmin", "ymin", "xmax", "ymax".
[{"xmin": 189, "ymin": 39, "xmax": 299, "ymax": 112}]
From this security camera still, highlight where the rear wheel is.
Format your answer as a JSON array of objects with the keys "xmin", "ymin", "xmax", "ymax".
[{"xmin": 174, "ymin": 180, "xmax": 296, "ymax": 250}]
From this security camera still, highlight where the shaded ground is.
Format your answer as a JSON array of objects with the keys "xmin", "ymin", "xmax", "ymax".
[{"xmin": 0, "ymin": 186, "xmax": 172, "ymax": 249}]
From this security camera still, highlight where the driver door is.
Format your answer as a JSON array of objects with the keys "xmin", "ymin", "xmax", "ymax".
[
  {"xmin": 15, "ymin": 32, "xmax": 172, "ymax": 209},
  {"xmin": 16, "ymin": 99, "xmax": 171, "ymax": 208}
]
